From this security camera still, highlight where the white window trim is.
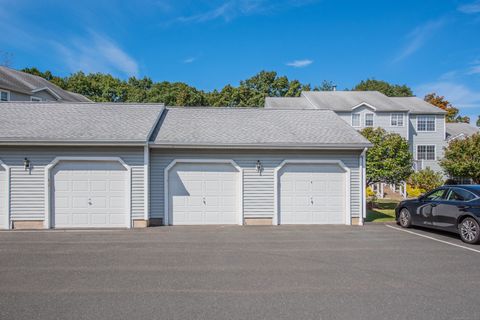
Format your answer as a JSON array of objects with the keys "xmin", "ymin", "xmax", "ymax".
[
  {"xmin": 44, "ymin": 157, "xmax": 132, "ymax": 229},
  {"xmin": 0, "ymin": 90, "xmax": 10, "ymax": 102},
  {"xmin": 364, "ymin": 113, "xmax": 374, "ymax": 127},
  {"xmin": 273, "ymin": 160, "xmax": 351, "ymax": 226},
  {"xmin": 416, "ymin": 115, "xmax": 436, "ymax": 132},
  {"xmin": 390, "ymin": 113, "xmax": 405, "ymax": 127},
  {"xmin": 351, "ymin": 113, "xmax": 361, "ymax": 127},
  {"xmin": 416, "ymin": 145, "xmax": 436, "ymax": 161},
  {"xmin": 163, "ymin": 159, "xmax": 244, "ymax": 226},
  {"xmin": 30, "ymin": 96, "xmax": 42, "ymax": 102}
]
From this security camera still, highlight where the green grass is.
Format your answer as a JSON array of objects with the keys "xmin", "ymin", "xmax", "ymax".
[{"xmin": 366, "ymin": 199, "xmax": 399, "ymax": 223}]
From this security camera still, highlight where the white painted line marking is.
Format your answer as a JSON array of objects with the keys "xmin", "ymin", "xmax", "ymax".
[{"xmin": 386, "ymin": 224, "xmax": 480, "ymax": 254}]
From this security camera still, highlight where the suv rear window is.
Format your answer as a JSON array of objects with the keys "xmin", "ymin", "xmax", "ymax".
[{"xmin": 446, "ymin": 188, "xmax": 477, "ymax": 202}]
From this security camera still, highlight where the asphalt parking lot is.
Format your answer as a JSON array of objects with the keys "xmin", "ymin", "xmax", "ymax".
[{"xmin": 0, "ymin": 224, "xmax": 479, "ymax": 320}]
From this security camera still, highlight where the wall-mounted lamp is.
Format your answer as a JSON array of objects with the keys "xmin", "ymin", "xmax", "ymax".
[
  {"xmin": 256, "ymin": 160, "xmax": 263, "ymax": 174},
  {"xmin": 24, "ymin": 158, "xmax": 30, "ymax": 171}
]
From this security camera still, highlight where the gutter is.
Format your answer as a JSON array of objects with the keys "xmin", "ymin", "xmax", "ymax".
[
  {"xmin": 149, "ymin": 143, "xmax": 373, "ymax": 150},
  {"xmin": 0, "ymin": 141, "xmax": 147, "ymax": 147}
]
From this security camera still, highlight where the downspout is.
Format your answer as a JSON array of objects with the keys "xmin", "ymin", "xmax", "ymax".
[
  {"xmin": 360, "ymin": 148, "xmax": 368, "ymax": 225},
  {"xmin": 144, "ymin": 144, "xmax": 150, "ymax": 223}
]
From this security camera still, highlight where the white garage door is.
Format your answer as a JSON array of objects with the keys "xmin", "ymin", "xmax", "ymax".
[
  {"xmin": 279, "ymin": 163, "xmax": 346, "ymax": 224},
  {"xmin": 0, "ymin": 167, "xmax": 7, "ymax": 229},
  {"xmin": 53, "ymin": 161, "xmax": 129, "ymax": 228},
  {"xmin": 168, "ymin": 162, "xmax": 239, "ymax": 225}
]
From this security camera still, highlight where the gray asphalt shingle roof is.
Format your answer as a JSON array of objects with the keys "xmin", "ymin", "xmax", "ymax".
[
  {"xmin": 0, "ymin": 66, "xmax": 91, "ymax": 102},
  {"xmin": 446, "ymin": 123, "xmax": 479, "ymax": 140},
  {"xmin": 389, "ymin": 97, "xmax": 447, "ymax": 114},
  {"xmin": 264, "ymin": 97, "xmax": 316, "ymax": 109},
  {"xmin": 0, "ymin": 102, "xmax": 164, "ymax": 143},
  {"xmin": 301, "ymin": 91, "xmax": 409, "ymax": 112},
  {"xmin": 151, "ymin": 107, "xmax": 372, "ymax": 148}
]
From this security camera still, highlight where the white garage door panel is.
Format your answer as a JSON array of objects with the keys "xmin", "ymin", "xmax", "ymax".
[
  {"xmin": 169, "ymin": 163, "xmax": 239, "ymax": 225},
  {"xmin": 0, "ymin": 167, "xmax": 6, "ymax": 229},
  {"xmin": 53, "ymin": 161, "xmax": 128, "ymax": 228},
  {"xmin": 279, "ymin": 163, "xmax": 346, "ymax": 225}
]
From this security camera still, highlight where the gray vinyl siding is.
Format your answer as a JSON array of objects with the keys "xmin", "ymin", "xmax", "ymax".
[
  {"xmin": 409, "ymin": 114, "xmax": 446, "ymax": 173},
  {"xmin": 0, "ymin": 89, "xmax": 57, "ymax": 102},
  {"xmin": 0, "ymin": 146, "xmax": 145, "ymax": 222},
  {"xmin": 7, "ymin": 91, "xmax": 32, "ymax": 101},
  {"xmin": 150, "ymin": 148, "xmax": 362, "ymax": 220},
  {"xmin": 336, "ymin": 108, "xmax": 408, "ymax": 139},
  {"xmin": 31, "ymin": 90, "xmax": 57, "ymax": 101}
]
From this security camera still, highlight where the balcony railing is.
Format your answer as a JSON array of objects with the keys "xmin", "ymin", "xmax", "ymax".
[{"xmin": 412, "ymin": 160, "xmax": 423, "ymax": 172}]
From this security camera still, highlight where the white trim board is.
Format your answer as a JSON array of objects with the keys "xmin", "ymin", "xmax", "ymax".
[
  {"xmin": 44, "ymin": 156, "xmax": 132, "ymax": 229},
  {"xmin": 0, "ymin": 159, "xmax": 10, "ymax": 229},
  {"xmin": 273, "ymin": 160, "xmax": 351, "ymax": 226},
  {"xmin": 144, "ymin": 146, "xmax": 150, "ymax": 221},
  {"xmin": 352, "ymin": 102, "xmax": 376, "ymax": 111},
  {"xmin": 163, "ymin": 158, "xmax": 244, "ymax": 226}
]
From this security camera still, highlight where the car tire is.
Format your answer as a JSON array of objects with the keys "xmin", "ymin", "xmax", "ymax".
[
  {"xmin": 458, "ymin": 217, "xmax": 480, "ymax": 244},
  {"xmin": 398, "ymin": 208, "xmax": 412, "ymax": 228}
]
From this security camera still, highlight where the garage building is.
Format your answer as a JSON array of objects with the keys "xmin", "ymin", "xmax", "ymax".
[
  {"xmin": 0, "ymin": 103, "xmax": 163, "ymax": 229},
  {"xmin": 150, "ymin": 107, "xmax": 371, "ymax": 226},
  {"xmin": 0, "ymin": 103, "xmax": 371, "ymax": 229}
]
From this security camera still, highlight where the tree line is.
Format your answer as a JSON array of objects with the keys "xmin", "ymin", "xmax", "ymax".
[{"xmin": 22, "ymin": 68, "xmax": 472, "ymax": 123}]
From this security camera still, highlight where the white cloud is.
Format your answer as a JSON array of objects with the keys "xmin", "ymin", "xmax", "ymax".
[
  {"xmin": 286, "ymin": 59, "xmax": 313, "ymax": 68},
  {"xmin": 458, "ymin": 1, "xmax": 480, "ymax": 14},
  {"xmin": 467, "ymin": 65, "xmax": 480, "ymax": 74},
  {"xmin": 172, "ymin": 0, "xmax": 319, "ymax": 24},
  {"xmin": 183, "ymin": 57, "xmax": 196, "ymax": 63},
  {"xmin": 416, "ymin": 81, "xmax": 480, "ymax": 109},
  {"xmin": 394, "ymin": 19, "xmax": 446, "ymax": 62},
  {"xmin": 54, "ymin": 33, "xmax": 139, "ymax": 77}
]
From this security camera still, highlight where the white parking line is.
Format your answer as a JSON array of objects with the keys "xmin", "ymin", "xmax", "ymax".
[{"xmin": 385, "ymin": 224, "xmax": 480, "ymax": 254}]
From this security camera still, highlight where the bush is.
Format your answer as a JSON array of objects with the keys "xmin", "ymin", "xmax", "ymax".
[
  {"xmin": 366, "ymin": 186, "xmax": 377, "ymax": 208},
  {"xmin": 406, "ymin": 184, "xmax": 425, "ymax": 198},
  {"xmin": 407, "ymin": 168, "xmax": 444, "ymax": 192}
]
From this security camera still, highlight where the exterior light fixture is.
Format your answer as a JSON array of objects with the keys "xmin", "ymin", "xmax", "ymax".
[
  {"xmin": 256, "ymin": 160, "xmax": 263, "ymax": 174},
  {"xmin": 24, "ymin": 158, "xmax": 30, "ymax": 171}
]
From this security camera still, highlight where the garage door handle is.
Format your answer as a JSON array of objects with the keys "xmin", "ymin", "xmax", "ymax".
[
  {"xmin": 310, "ymin": 197, "xmax": 313, "ymax": 205},
  {"xmin": 203, "ymin": 197, "xmax": 206, "ymax": 205}
]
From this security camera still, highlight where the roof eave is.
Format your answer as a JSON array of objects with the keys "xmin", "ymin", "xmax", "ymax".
[
  {"xmin": 149, "ymin": 142, "xmax": 373, "ymax": 150},
  {"xmin": 0, "ymin": 140, "xmax": 148, "ymax": 146}
]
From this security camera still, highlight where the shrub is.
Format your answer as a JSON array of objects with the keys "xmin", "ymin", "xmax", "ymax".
[
  {"xmin": 407, "ymin": 168, "xmax": 444, "ymax": 192},
  {"xmin": 366, "ymin": 186, "xmax": 377, "ymax": 208},
  {"xmin": 406, "ymin": 185, "xmax": 425, "ymax": 198}
]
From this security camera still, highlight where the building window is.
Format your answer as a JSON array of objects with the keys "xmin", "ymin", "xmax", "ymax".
[
  {"xmin": 351, "ymin": 113, "xmax": 360, "ymax": 127},
  {"xmin": 417, "ymin": 145, "xmax": 435, "ymax": 160},
  {"xmin": 365, "ymin": 113, "xmax": 374, "ymax": 127},
  {"xmin": 31, "ymin": 97, "xmax": 42, "ymax": 102},
  {"xmin": 0, "ymin": 90, "xmax": 9, "ymax": 101},
  {"xmin": 391, "ymin": 113, "xmax": 404, "ymax": 127},
  {"xmin": 417, "ymin": 115, "xmax": 435, "ymax": 131}
]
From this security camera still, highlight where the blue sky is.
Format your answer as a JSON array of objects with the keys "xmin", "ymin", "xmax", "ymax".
[{"xmin": 1, "ymin": 0, "xmax": 480, "ymax": 120}]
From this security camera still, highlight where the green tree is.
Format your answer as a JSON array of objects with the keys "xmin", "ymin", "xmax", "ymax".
[
  {"xmin": 477, "ymin": 116, "xmax": 480, "ymax": 127},
  {"xmin": 441, "ymin": 133, "xmax": 480, "ymax": 183},
  {"xmin": 22, "ymin": 67, "xmax": 67, "ymax": 88},
  {"xmin": 423, "ymin": 93, "xmax": 469, "ymax": 123},
  {"xmin": 313, "ymin": 80, "xmax": 336, "ymax": 91},
  {"xmin": 360, "ymin": 128, "xmax": 413, "ymax": 186},
  {"xmin": 353, "ymin": 79, "xmax": 413, "ymax": 97},
  {"xmin": 407, "ymin": 168, "xmax": 444, "ymax": 192}
]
